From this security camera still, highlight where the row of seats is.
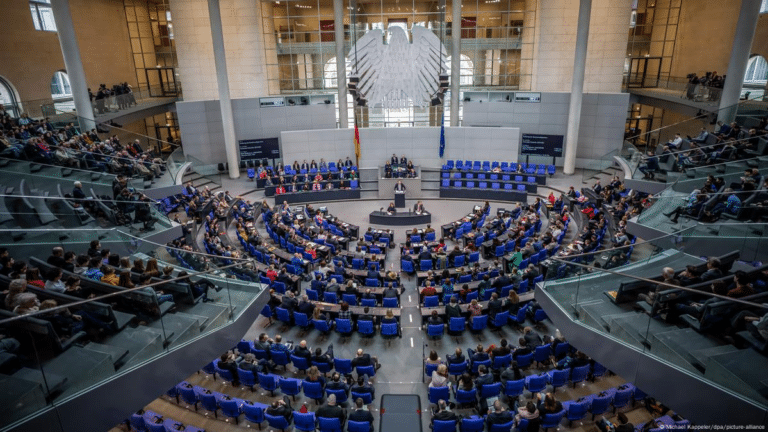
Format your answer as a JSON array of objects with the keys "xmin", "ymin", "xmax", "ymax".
[
  {"xmin": 129, "ymin": 409, "xmax": 205, "ymax": 432},
  {"xmin": 442, "ymin": 160, "xmax": 555, "ymax": 176},
  {"xmin": 441, "ymin": 179, "xmax": 529, "ymax": 192},
  {"xmin": 425, "ymin": 308, "xmax": 548, "ymax": 339},
  {"xmin": 442, "ymin": 172, "xmax": 540, "ymax": 183},
  {"xmin": 263, "ymin": 307, "xmax": 402, "ymax": 339}
]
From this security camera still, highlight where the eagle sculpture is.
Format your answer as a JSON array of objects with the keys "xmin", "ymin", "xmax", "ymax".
[{"xmin": 349, "ymin": 25, "xmax": 447, "ymax": 109}]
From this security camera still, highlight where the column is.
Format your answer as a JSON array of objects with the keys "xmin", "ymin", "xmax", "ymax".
[
  {"xmin": 449, "ymin": 0, "xmax": 461, "ymax": 127},
  {"xmin": 717, "ymin": 0, "xmax": 762, "ymax": 124},
  {"xmin": 208, "ymin": 0, "xmax": 240, "ymax": 179},
  {"xmin": 50, "ymin": 0, "xmax": 95, "ymax": 132},
  {"xmin": 334, "ymin": 0, "xmax": 348, "ymax": 129},
  {"xmin": 563, "ymin": 0, "xmax": 592, "ymax": 175}
]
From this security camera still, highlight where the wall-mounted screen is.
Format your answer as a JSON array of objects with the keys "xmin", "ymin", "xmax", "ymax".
[
  {"xmin": 259, "ymin": 97, "xmax": 285, "ymax": 107},
  {"xmin": 239, "ymin": 138, "xmax": 280, "ymax": 161},
  {"xmin": 515, "ymin": 92, "xmax": 541, "ymax": 103},
  {"xmin": 521, "ymin": 133, "xmax": 563, "ymax": 157}
]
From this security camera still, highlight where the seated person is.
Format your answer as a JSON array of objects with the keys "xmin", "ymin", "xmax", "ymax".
[
  {"xmin": 317, "ymin": 393, "xmax": 347, "ymax": 425},
  {"xmin": 348, "ymin": 397, "xmax": 375, "ymax": 432},
  {"xmin": 266, "ymin": 396, "xmax": 294, "ymax": 422},
  {"xmin": 486, "ymin": 400, "xmax": 514, "ymax": 430},
  {"xmin": 467, "ymin": 344, "xmax": 490, "ymax": 364},
  {"xmin": 386, "ymin": 202, "xmax": 396, "ymax": 214},
  {"xmin": 350, "ymin": 376, "xmax": 375, "ymax": 400},
  {"xmin": 430, "ymin": 400, "xmax": 458, "ymax": 428}
]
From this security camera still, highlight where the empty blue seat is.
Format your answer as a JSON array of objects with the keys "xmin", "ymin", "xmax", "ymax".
[
  {"xmin": 548, "ymin": 368, "xmax": 569, "ymax": 391},
  {"xmin": 424, "ymin": 295, "xmax": 439, "ymax": 307},
  {"xmin": 489, "ymin": 421, "xmax": 514, "ymax": 432},
  {"xmin": 361, "ymin": 298, "xmax": 376, "ymax": 307},
  {"xmin": 276, "ymin": 307, "xmax": 291, "ymax": 325},
  {"xmin": 517, "ymin": 184, "xmax": 526, "ymax": 191},
  {"xmin": 291, "ymin": 355, "xmax": 310, "ymax": 374},
  {"xmin": 323, "ymin": 291, "xmax": 338, "ymax": 303},
  {"xmin": 613, "ymin": 386, "xmax": 634, "ymax": 413},
  {"xmin": 428, "ymin": 323, "xmax": 444, "ymax": 339},
  {"xmin": 548, "ymin": 165, "xmax": 556, "ymax": 176},
  {"xmin": 294, "ymin": 312, "xmax": 311, "ymax": 330},
  {"xmin": 313, "ymin": 319, "xmax": 332, "ymax": 334},
  {"xmin": 343, "ymin": 293, "xmax": 358, "ymax": 305},
  {"xmin": 243, "ymin": 402, "xmax": 266, "ymax": 427},
  {"xmin": 491, "ymin": 310, "xmax": 509, "ymax": 329},
  {"xmin": 525, "ymin": 374, "xmax": 547, "ymax": 394},
  {"xmin": 479, "ymin": 381, "xmax": 501, "ymax": 399},
  {"xmin": 589, "ymin": 393, "xmax": 612, "ymax": 420},
  {"xmin": 516, "ymin": 352, "xmax": 533, "ymax": 369},
  {"xmin": 358, "ymin": 320, "xmax": 375, "ymax": 337},
  {"xmin": 492, "ymin": 183, "xmax": 500, "ymax": 189},
  {"xmin": 401, "ymin": 259, "xmax": 415, "ymax": 274},
  {"xmin": 454, "ymin": 180, "xmax": 462, "ymax": 187},
  {"xmin": 468, "ymin": 252, "xmax": 479, "ymax": 263},
  {"xmin": 258, "ymin": 372, "xmax": 279, "ymax": 395},
  {"xmin": 534, "ymin": 345, "xmax": 552, "ymax": 367},
  {"xmin": 455, "ymin": 387, "xmax": 477, "ymax": 407},
  {"xmin": 466, "ymin": 181, "xmax": 475, "ymax": 188},
  {"xmin": 420, "ymin": 260, "xmax": 433, "ymax": 271},
  {"xmin": 570, "ymin": 364, "xmax": 590, "ymax": 388},
  {"xmin": 504, "ymin": 183, "xmax": 513, "ymax": 190},
  {"xmin": 442, "ymin": 179, "xmax": 450, "ymax": 187},
  {"xmin": 220, "ymin": 398, "xmax": 241, "ymax": 424},
  {"xmin": 448, "ymin": 360, "xmax": 468, "ymax": 377},
  {"xmin": 565, "ymin": 400, "xmax": 590, "ymax": 426},
  {"xmin": 479, "ymin": 182, "xmax": 487, "ymax": 188},
  {"xmin": 454, "ymin": 255, "xmax": 465, "ymax": 267}
]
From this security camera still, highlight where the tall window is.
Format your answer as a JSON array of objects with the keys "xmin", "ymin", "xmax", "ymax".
[
  {"xmin": 324, "ymin": 57, "xmax": 351, "ymax": 89},
  {"xmin": 50, "ymin": 71, "xmax": 72, "ymax": 99},
  {"xmin": 761, "ymin": 0, "xmax": 768, "ymax": 13},
  {"xmin": 744, "ymin": 55, "xmax": 768, "ymax": 84},
  {"xmin": 0, "ymin": 77, "xmax": 22, "ymax": 118},
  {"xmin": 446, "ymin": 55, "xmax": 474, "ymax": 86},
  {"xmin": 30, "ymin": 0, "xmax": 56, "ymax": 32}
]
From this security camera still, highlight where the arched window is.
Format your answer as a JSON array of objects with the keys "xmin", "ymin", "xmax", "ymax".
[
  {"xmin": 0, "ymin": 76, "xmax": 22, "ymax": 118},
  {"xmin": 446, "ymin": 54, "xmax": 474, "ymax": 86},
  {"xmin": 50, "ymin": 71, "xmax": 72, "ymax": 99},
  {"xmin": 744, "ymin": 55, "xmax": 768, "ymax": 84},
  {"xmin": 324, "ymin": 57, "xmax": 352, "ymax": 89}
]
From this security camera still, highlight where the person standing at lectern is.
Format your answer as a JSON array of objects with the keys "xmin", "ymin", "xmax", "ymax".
[
  {"xmin": 387, "ymin": 202, "xmax": 397, "ymax": 214},
  {"xmin": 414, "ymin": 201, "xmax": 426, "ymax": 213},
  {"xmin": 394, "ymin": 180, "xmax": 406, "ymax": 192}
]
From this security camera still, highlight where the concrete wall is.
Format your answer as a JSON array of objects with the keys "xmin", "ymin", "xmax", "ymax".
[
  {"xmin": 176, "ymin": 98, "xmax": 337, "ymax": 164},
  {"xmin": 462, "ymin": 92, "xmax": 629, "ymax": 167},
  {"xmin": 672, "ymin": 0, "xmax": 768, "ymax": 78},
  {"xmin": 0, "ymin": 0, "xmax": 137, "ymax": 106},
  {"xmin": 533, "ymin": 0, "xmax": 632, "ymax": 93},
  {"xmin": 168, "ymin": 0, "xmax": 270, "ymax": 101},
  {"xmin": 280, "ymin": 126, "xmax": 521, "ymax": 169}
]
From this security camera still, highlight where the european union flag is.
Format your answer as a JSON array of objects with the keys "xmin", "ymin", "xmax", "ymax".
[{"xmin": 439, "ymin": 114, "xmax": 445, "ymax": 158}]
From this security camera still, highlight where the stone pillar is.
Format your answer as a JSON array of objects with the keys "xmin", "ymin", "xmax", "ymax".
[
  {"xmin": 563, "ymin": 0, "xmax": 592, "ymax": 175},
  {"xmin": 208, "ymin": 0, "xmax": 240, "ymax": 179},
  {"xmin": 50, "ymin": 0, "xmax": 95, "ymax": 132},
  {"xmin": 334, "ymin": 0, "xmax": 349, "ymax": 129},
  {"xmin": 717, "ymin": 0, "xmax": 761, "ymax": 124},
  {"xmin": 449, "ymin": 0, "xmax": 461, "ymax": 127}
]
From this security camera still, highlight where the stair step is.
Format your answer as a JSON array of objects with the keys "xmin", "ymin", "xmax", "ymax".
[
  {"xmin": 41, "ymin": 346, "xmax": 115, "ymax": 399},
  {"xmin": 81, "ymin": 341, "xmax": 130, "ymax": 369},
  {"xmin": 178, "ymin": 302, "xmax": 229, "ymax": 331},
  {"xmin": 650, "ymin": 328, "xmax": 720, "ymax": 374},
  {"xmin": 102, "ymin": 326, "xmax": 164, "ymax": 369},
  {"xmin": 147, "ymin": 313, "xmax": 201, "ymax": 347},
  {"xmin": 690, "ymin": 345, "xmax": 741, "ymax": 372},
  {"xmin": 174, "ymin": 311, "xmax": 210, "ymax": 332}
]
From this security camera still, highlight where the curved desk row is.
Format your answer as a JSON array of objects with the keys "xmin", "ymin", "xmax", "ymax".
[
  {"xmin": 439, "ymin": 188, "xmax": 527, "ymax": 203},
  {"xmin": 272, "ymin": 189, "xmax": 361, "ymax": 205},
  {"xmin": 369, "ymin": 211, "xmax": 432, "ymax": 226}
]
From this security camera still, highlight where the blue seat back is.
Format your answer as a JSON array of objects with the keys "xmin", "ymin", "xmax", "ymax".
[
  {"xmin": 276, "ymin": 307, "xmax": 291, "ymax": 324},
  {"xmin": 336, "ymin": 318, "xmax": 352, "ymax": 334},
  {"xmin": 425, "ymin": 362, "xmax": 439, "ymax": 378},
  {"xmin": 428, "ymin": 385, "xmax": 450, "ymax": 404},
  {"xmin": 293, "ymin": 411, "xmax": 316, "ymax": 432},
  {"xmin": 503, "ymin": 378, "xmax": 525, "ymax": 398},
  {"xmin": 454, "ymin": 255, "xmax": 465, "ymax": 267},
  {"xmin": 460, "ymin": 416, "xmax": 485, "ymax": 432},
  {"xmin": 381, "ymin": 323, "xmax": 398, "ymax": 338},
  {"xmin": 220, "ymin": 399, "xmax": 241, "ymax": 419},
  {"xmin": 420, "ymin": 259, "xmax": 433, "ymax": 271},
  {"xmin": 613, "ymin": 387, "xmax": 633, "ymax": 409},
  {"xmin": 489, "ymin": 421, "xmax": 515, "ymax": 432},
  {"xmin": 471, "ymin": 359, "xmax": 491, "ymax": 374},
  {"xmin": 325, "ymin": 387, "xmax": 348, "ymax": 404},
  {"xmin": 348, "ymin": 421, "xmax": 372, "ymax": 432},
  {"xmin": 590, "ymin": 394, "xmax": 612, "ymax": 416},
  {"xmin": 343, "ymin": 293, "xmax": 358, "ymax": 305},
  {"xmin": 516, "ymin": 352, "xmax": 533, "ymax": 368},
  {"xmin": 455, "ymin": 387, "xmax": 476, "ymax": 405},
  {"xmin": 294, "ymin": 312, "xmax": 310, "ymax": 328},
  {"xmin": 351, "ymin": 390, "xmax": 373, "ymax": 404},
  {"xmin": 526, "ymin": 374, "xmax": 547, "ymax": 393},
  {"xmin": 540, "ymin": 411, "xmax": 564, "ymax": 428},
  {"xmin": 257, "ymin": 373, "xmax": 278, "ymax": 391},
  {"xmin": 243, "ymin": 402, "xmax": 265, "ymax": 425},
  {"xmin": 549, "ymin": 369, "xmax": 569, "ymax": 389},
  {"xmin": 358, "ymin": 320, "xmax": 375, "ymax": 335},
  {"xmin": 265, "ymin": 413, "xmax": 290, "ymax": 430},
  {"xmin": 290, "ymin": 355, "xmax": 310, "ymax": 371},
  {"xmin": 480, "ymin": 381, "xmax": 501, "ymax": 398},
  {"xmin": 303, "ymin": 379, "xmax": 324, "ymax": 401},
  {"xmin": 571, "ymin": 364, "xmax": 590, "ymax": 385},
  {"xmin": 428, "ymin": 324, "xmax": 444, "ymax": 338},
  {"xmin": 361, "ymin": 298, "xmax": 377, "ymax": 307},
  {"xmin": 424, "ymin": 295, "xmax": 439, "ymax": 307},
  {"xmin": 383, "ymin": 297, "xmax": 399, "ymax": 308},
  {"xmin": 432, "ymin": 420, "xmax": 456, "ymax": 432},
  {"xmin": 449, "ymin": 317, "xmax": 465, "ymax": 333},
  {"xmin": 240, "ymin": 369, "xmax": 256, "ymax": 388},
  {"xmin": 271, "ymin": 350, "xmax": 290, "ymax": 366},
  {"xmin": 566, "ymin": 400, "xmax": 590, "ymax": 422},
  {"xmin": 471, "ymin": 315, "xmax": 488, "ymax": 331},
  {"xmin": 318, "ymin": 416, "xmax": 343, "ymax": 432},
  {"xmin": 492, "ymin": 353, "xmax": 512, "ymax": 370},
  {"xmin": 448, "ymin": 360, "xmax": 468, "ymax": 376},
  {"xmin": 323, "ymin": 291, "xmax": 338, "ymax": 303},
  {"xmin": 313, "ymin": 319, "xmax": 332, "ymax": 333},
  {"xmin": 534, "ymin": 345, "xmax": 552, "ymax": 363},
  {"xmin": 200, "ymin": 393, "xmax": 218, "ymax": 412},
  {"xmin": 334, "ymin": 358, "xmax": 353, "ymax": 374}
]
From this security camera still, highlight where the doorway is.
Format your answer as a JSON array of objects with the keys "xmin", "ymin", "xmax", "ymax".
[
  {"xmin": 626, "ymin": 57, "xmax": 662, "ymax": 88},
  {"xmin": 144, "ymin": 67, "xmax": 179, "ymax": 97}
]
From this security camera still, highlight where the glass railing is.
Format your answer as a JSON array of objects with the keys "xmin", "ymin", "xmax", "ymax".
[
  {"xmin": 0, "ymin": 228, "xmax": 264, "ymax": 429},
  {"xmin": 541, "ymin": 229, "xmax": 768, "ymax": 409},
  {"xmin": 165, "ymin": 147, "xmax": 187, "ymax": 183},
  {"xmin": 181, "ymin": 154, "xmax": 223, "ymax": 190},
  {"xmin": 0, "ymin": 157, "xmax": 146, "ymax": 190},
  {"xmin": 623, "ymin": 75, "xmax": 724, "ymax": 103}
]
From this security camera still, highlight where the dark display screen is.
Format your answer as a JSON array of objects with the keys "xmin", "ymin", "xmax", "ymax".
[
  {"xmin": 239, "ymin": 138, "xmax": 280, "ymax": 160},
  {"xmin": 521, "ymin": 134, "xmax": 563, "ymax": 157}
]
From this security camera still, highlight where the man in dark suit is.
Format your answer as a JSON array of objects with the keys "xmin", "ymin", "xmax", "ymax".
[
  {"xmin": 279, "ymin": 291, "xmax": 298, "ymax": 312},
  {"xmin": 446, "ymin": 347, "xmax": 465, "ymax": 365},
  {"xmin": 292, "ymin": 340, "xmax": 312, "ymax": 362},
  {"xmin": 46, "ymin": 247, "xmax": 67, "ymax": 268},
  {"xmin": 486, "ymin": 400, "xmax": 513, "ymax": 430},
  {"xmin": 218, "ymin": 352, "xmax": 240, "ymax": 386},
  {"xmin": 468, "ymin": 344, "xmax": 490, "ymax": 364},
  {"xmin": 383, "ymin": 283, "xmax": 399, "ymax": 299},
  {"xmin": 357, "ymin": 307, "xmax": 376, "ymax": 326},
  {"xmin": 414, "ymin": 201, "xmax": 426, "ymax": 213},
  {"xmin": 350, "ymin": 376, "xmax": 375, "ymax": 400},
  {"xmin": 312, "ymin": 345, "xmax": 335, "ymax": 364},
  {"xmin": 488, "ymin": 293, "xmax": 503, "ymax": 319},
  {"xmin": 513, "ymin": 338, "xmax": 532, "ymax": 359},
  {"xmin": 366, "ymin": 265, "xmax": 380, "ymax": 281},
  {"xmin": 492, "ymin": 272, "xmax": 511, "ymax": 291},
  {"xmin": 427, "ymin": 310, "xmax": 444, "ymax": 325},
  {"xmin": 351, "ymin": 348, "xmax": 380, "ymax": 370},
  {"xmin": 491, "ymin": 339, "xmax": 512, "ymax": 358},
  {"xmin": 394, "ymin": 180, "xmax": 406, "ymax": 192},
  {"xmin": 391, "ymin": 154, "xmax": 399, "ymax": 165},
  {"xmin": 592, "ymin": 180, "xmax": 602, "ymax": 194},
  {"xmin": 317, "ymin": 394, "xmax": 346, "ymax": 424},
  {"xmin": 418, "ymin": 248, "xmax": 434, "ymax": 264},
  {"xmin": 348, "ymin": 398, "xmax": 374, "ymax": 432},
  {"xmin": 253, "ymin": 333, "xmax": 272, "ymax": 353},
  {"xmin": 277, "ymin": 268, "xmax": 294, "ymax": 291},
  {"xmin": 266, "ymin": 396, "xmax": 294, "ymax": 422},
  {"xmin": 297, "ymin": 294, "xmax": 315, "ymax": 316},
  {"xmin": 430, "ymin": 400, "xmax": 458, "ymax": 428},
  {"xmin": 345, "ymin": 157, "xmax": 353, "ymax": 167},
  {"xmin": 598, "ymin": 412, "xmax": 633, "ymax": 432}
]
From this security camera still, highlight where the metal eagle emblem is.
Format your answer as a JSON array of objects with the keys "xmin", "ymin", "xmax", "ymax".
[{"xmin": 349, "ymin": 25, "xmax": 447, "ymax": 109}]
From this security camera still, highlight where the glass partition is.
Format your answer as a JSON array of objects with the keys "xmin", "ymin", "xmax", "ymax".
[
  {"xmin": 541, "ymin": 229, "xmax": 768, "ymax": 410},
  {"xmin": 0, "ymin": 228, "xmax": 265, "ymax": 429}
]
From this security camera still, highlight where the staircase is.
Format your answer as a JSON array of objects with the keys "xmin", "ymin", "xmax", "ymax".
[
  {"xmin": 358, "ymin": 167, "xmax": 379, "ymax": 199},
  {"xmin": 420, "ymin": 167, "xmax": 441, "ymax": 198},
  {"xmin": 181, "ymin": 168, "xmax": 221, "ymax": 194}
]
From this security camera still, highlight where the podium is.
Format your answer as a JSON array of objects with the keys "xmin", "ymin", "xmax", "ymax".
[{"xmin": 394, "ymin": 191, "xmax": 406, "ymax": 208}]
